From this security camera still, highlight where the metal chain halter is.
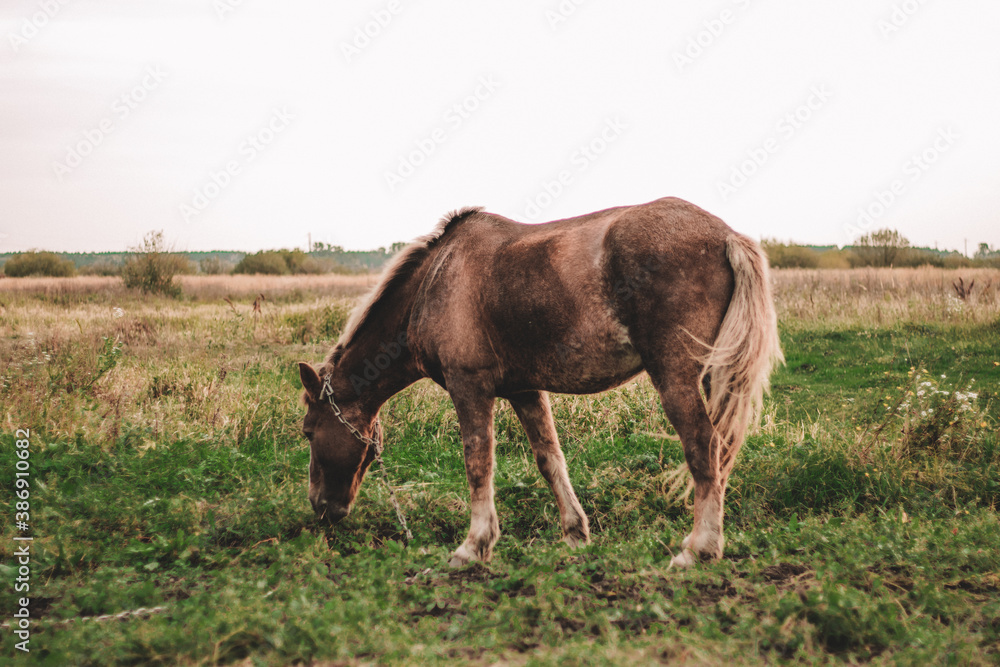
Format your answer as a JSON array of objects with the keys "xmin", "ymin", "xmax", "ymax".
[{"xmin": 319, "ymin": 375, "xmax": 412, "ymax": 542}]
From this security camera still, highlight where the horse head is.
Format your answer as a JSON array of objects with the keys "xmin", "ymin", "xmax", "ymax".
[{"xmin": 297, "ymin": 361, "xmax": 379, "ymax": 523}]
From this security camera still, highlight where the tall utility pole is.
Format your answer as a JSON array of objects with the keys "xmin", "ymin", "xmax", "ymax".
[
  {"xmin": 964, "ymin": 238, "xmax": 968, "ymax": 257},
  {"xmin": 308, "ymin": 233, "xmax": 311, "ymax": 253}
]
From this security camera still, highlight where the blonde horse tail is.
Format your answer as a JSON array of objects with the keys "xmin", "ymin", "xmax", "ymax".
[{"xmin": 700, "ymin": 234, "xmax": 784, "ymax": 477}]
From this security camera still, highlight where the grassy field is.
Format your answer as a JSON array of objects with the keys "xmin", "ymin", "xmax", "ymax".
[{"xmin": 1, "ymin": 268, "xmax": 999, "ymax": 665}]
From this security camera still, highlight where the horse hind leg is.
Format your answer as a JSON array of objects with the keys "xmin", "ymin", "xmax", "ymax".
[
  {"xmin": 648, "ymin": 366, "xmax": 727, "ymax": 567},
  {"xmin": 508, "ymin": 391, "xmax": 590, "ymax": 547}
]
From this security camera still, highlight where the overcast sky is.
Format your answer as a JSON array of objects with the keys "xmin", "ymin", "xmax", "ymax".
[{"xmin": 1, "ymin": 0, "xmax": 998, "ymax": 254}]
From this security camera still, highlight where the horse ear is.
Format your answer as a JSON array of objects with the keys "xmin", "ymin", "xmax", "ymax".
[{"xmin": 298, "ymin": 362, "xmax": 323, "ymax": 401}]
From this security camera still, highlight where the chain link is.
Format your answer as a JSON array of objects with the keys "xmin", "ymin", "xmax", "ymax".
[{"xmin": 320, "ymin": 375, "xmax": 413, "ymax": 542}]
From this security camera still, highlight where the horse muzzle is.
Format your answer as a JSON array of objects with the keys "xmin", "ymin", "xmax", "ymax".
[{"xmin": 310, "ymin": 497, "xmax": 349, "ymax": 523}]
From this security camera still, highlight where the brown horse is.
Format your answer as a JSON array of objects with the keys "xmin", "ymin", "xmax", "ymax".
[{"xmin": 297, "ymin": 197, "xmax": 782, "ymax": 568}]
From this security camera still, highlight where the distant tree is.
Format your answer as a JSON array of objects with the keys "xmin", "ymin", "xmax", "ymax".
[
  {"xmin": 121, "ymin": 231, "xmax": 185, "ymax": 297},
  {"xmin": 79, "ymin": 259, "xmax": 122, "ymax": 276},
  {"xmin": 235, "ymin": 249, "xmax": 325, "ymax": 275},
  {"xmin": 974, "ymin": 243, "xmax": 998, "ymax": 260},
  {"xmin": 760, "ymin": 239, "xmax": 819, "ymax": 268},
  {"xmin": 2, "ymin": 251, "xmax": 77, "ymax": 277},
  {"xmin": 233, "ymin": 251, "xmax": 290, "ymax": 275},
  {"xmin": 941, "ymin": 252, "xmax": 973, "ymax": 269},
  {"xmin": 850, "ymin": 229, "xmax": 910, "ymax": 267},
  {"xmin": 816, "ymin": 248, "xmax": 850, "ymax": 269},
  {"xmin": 199, "ymin": 256, "xmax": 232, "ymax": 275},
  {"xmin": 971, "ymin": 243, "xmax": 1000, "ymax": 268},
  {"xmin": 280, "ymin": 249, "xmax": 322, "ymax": 274}
]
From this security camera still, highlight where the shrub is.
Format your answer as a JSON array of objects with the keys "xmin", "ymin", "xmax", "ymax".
[
  {"xmin": 849, "ymin": 229, "xmax": 909, "ymax": 267},
  {"xmin": 941, "ymin": 253, "xmax": 973, "ymax": 269},
  {"xmin": 233, "ymin": 249, "xmax": 324, "ymax": 275},
  {"xmin": 233, "ymin": 251, "xmax": 290, "ymax": 275},
  {"xmin": 79, "ymin": 259, "xmax": 122, "ymax": 276},
  {"xmin": 761, "ymin": 240, "xmax": 820, "ymax": 268},
  {"xmin": 896, "ymin": 370, "xmax": 983, "ymax": 457},
  {"xmin": 281, "ymin": 249, "xmax": 322, "ymax": 274},
  {"xmin": 2, "ymin": 251, "xmax": 77, "ymax": 277},
  {"xmin": 121, "ymin": 231, "xmax": 185, "ymax": 297},
  {"xmin": 816, "ymin": 249, "xmax": 850, "ymax": 269},
  {"xmin": 199, "ymin": 256, "xmax": 233, "ymax": 275}
]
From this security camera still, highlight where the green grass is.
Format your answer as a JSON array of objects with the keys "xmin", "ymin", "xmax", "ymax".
[{"xmin": 1, "ymin": 284, "xmax": 999, "ymax": 665}]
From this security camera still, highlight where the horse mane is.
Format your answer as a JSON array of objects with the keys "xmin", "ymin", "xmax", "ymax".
[{"xmin": 324, "ymin": 206, "xmax": 483, "ymax": 368}]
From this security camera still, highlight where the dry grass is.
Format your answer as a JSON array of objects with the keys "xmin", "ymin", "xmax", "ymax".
[
  {"xmin": 177, "ymin": 274, "xmax": 378, "ymax": 300},
  {"xmin": 772, "ymin": 267, "xmax": 1000, "ymax": 328},
  {"xmin": 3, "ymin": 267, "xmax": 998, "ymax": 329},
  {"xmin": 0, "ymin": 275, "xmax": 130, "ymax": 299},
  {"xmin": 0, "ymin": 273, "xmax": 379, "ymax": 301}
]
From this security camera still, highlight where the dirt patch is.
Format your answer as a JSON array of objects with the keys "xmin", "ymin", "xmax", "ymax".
[
  {"xmin": 371, "ymin": 525, "xmax": 409, "ymax": 545},
  {"xmin": 27, "ymin": 596, "xmax": 56, "ymax": 619},
  {"xmin": 592, "ymin": 578, "xmax": 643, "ymax": 603},
  {"xmin": 445, "ymin": 646, "xmax": 487, "ymax": 661},
  {"xmin": 410, "ymin": 599, "xmax": 463, "ymax": 619},
  {"xmin": 509, "ymin": 639, "xmax": 540, "ymax": 654},
  {"xmin": 866, "ymin": 564, "xmax": 914, "ymax": 592},
  {"xmin": 447, "ymin": 561, "xmax": 497, "ymax": 584},
  {"xmin": 945, "ymin": 577, "xmax": 1000, "ymax": 595},
  {"xmin": 761, "ymin": 562, "xmax": 810, "ymax": 585},
  {"xmin": 691, "ymin": 579, "xmax": 740, "ymax": 605},
  {"xmin": 555, "ymin": 615, "xmax": 586, "ymax": 632},
  {"xmin": 612, "ymin": 612, "xmax": 659, "ymax": 634}
]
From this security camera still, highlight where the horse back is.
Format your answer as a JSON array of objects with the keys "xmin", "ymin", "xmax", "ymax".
[{"xmin": 408, "ymin": 197, "xmax": 736, "ymax": 395}]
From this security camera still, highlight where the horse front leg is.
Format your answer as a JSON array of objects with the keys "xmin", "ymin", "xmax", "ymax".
[
  {"xmin": 447, "ymin": 383, "xmax": 499, "ymax": 567},
  {"xmin": 508, "ymin": 390, "xmax": 589, "ymax": 547}
]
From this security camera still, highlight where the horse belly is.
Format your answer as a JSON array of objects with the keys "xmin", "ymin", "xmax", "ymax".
[{"xmin": 512, "ymin": 318, "xmax": 645, "ymax": 395}]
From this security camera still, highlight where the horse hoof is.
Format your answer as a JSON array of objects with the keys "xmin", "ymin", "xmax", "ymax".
[
  {"xmin": 448, "ymin": 544, "xmax": 476, "ymax": 568},
  {"xmin": 670, "ymin": 549, "xmax": 696, "ymax": 569}
]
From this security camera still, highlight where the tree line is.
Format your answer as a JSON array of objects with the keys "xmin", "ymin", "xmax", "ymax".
[
  {"xmin": 763, "ymin": 229, "xmax": 1000, "ymax": 269},
  {"xmin": 0, "ymin": 237, "xmax": 405, "ymax": 279},
  {"xmin": 3, "ymin": 229, "xmax": 998, "ymax": 291}
]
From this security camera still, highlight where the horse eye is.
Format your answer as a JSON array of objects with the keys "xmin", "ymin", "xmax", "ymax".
[{"xmin": 303, "ymin": 430, "xmax": 314, "ymax": 441}]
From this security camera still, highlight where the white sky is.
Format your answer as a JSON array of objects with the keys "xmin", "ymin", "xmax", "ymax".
[{"xmin": 1, "ymin": 0, "xmax": 998, "ymax": 254}]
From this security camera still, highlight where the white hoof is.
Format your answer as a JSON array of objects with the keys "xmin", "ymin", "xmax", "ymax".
[
  {"xmin": 448, "ymin": 543, "xmax": 476, "ymax": 568},
  {"xmin": 670, "ymin": 549, "xmax": 696, "ymax": 569}
]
